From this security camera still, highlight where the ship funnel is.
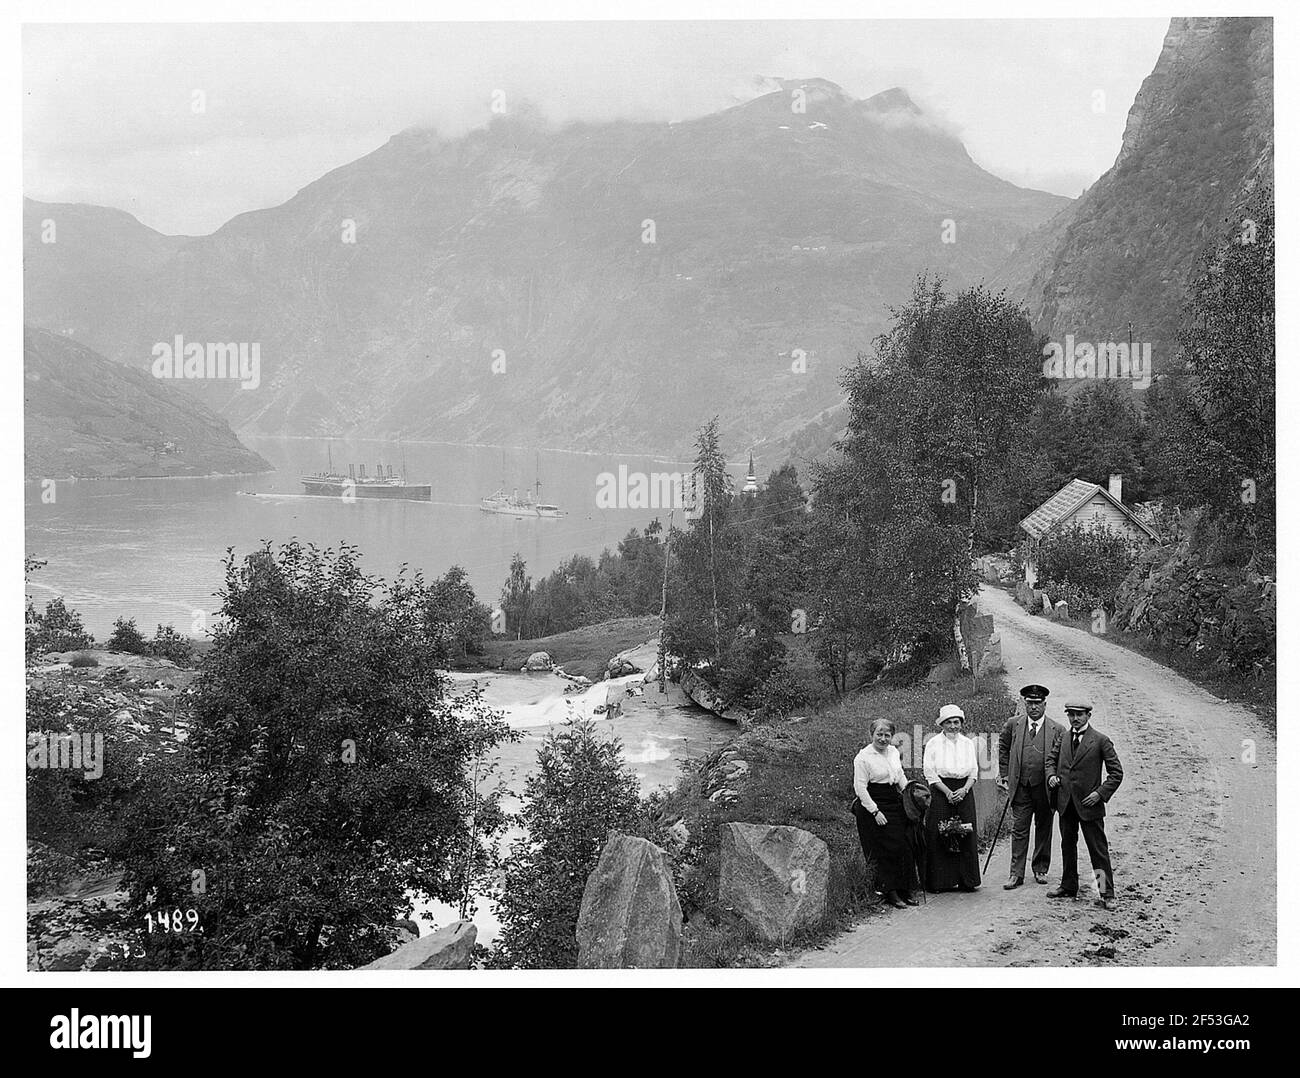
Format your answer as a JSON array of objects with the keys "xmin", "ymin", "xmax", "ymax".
[
  {"xmin": 360, "ymin": 464, "xmax": 366, "ymax": 479},
  {"xmin": 349, "ymin": 464, "xmax": 355, "ymax": 480}
]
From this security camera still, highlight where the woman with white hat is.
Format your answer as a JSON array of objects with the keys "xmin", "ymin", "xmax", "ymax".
[{"xmin": 923, "ymin": 703, "xmax": 982, "ymax": 892}]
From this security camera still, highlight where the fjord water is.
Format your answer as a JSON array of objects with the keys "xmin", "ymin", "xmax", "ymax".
[
  {"xmin": 26, "ymin": 436, "xmax": 739, "ymax": 828},
  {"xmin": 26, "ymin": 435, "xmax": 732, "ymax": 638}
]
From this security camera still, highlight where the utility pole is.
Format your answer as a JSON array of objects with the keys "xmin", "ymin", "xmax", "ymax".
[
  {"xmin": 710, "ymin": 516, "xmax": 720, "ymax": 664},
  {"xmin": 658, "ymin": 510, "xmax": 674, "ymax": 694}
]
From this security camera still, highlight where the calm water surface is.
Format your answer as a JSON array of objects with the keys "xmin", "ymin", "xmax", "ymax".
[
  {"xmin": 26, "ymin": 435, "xmax": 738, "ymax": 637},
  {"xmin": 26, "ymin": 436, "xmax": 741, "ymax": 944}
]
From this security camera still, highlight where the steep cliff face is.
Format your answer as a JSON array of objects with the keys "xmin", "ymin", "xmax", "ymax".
[
  {"xmin": 993, "ymin": 17, "xmax": 1273, "ymax": 370},
  {"xmin": 25, "ymin": 81, "xmax": 1066, "ymax": 455},
  {"xmin": 24, "ymin": 326, "xmax": 270, "ymax": 480},
  {"xmin": 1116, "ymin": 18, "xmax": 1272, "ymax": 175}
]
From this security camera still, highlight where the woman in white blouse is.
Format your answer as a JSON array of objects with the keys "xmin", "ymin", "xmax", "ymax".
[
  {"xmin": 922, "ymin": 703, "xmax": 982, "ymax": 892},
  {"xmin": 852, "ymin": 718, "xmax": 919, "ymax": 908}
]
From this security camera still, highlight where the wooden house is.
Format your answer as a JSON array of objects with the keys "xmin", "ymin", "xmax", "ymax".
[{"xmin": 1019, "ymin": 474, "xmax": 1156, "ymax": 586}]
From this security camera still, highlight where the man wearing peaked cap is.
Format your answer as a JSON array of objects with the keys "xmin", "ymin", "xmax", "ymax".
[
  {"xmin": 997, "ymin": 684, "xmax": 1064, "ymax": 888},
  {"xmin": 1046, "ymin": 698, "xmax": 1124, "ymax": 911}
]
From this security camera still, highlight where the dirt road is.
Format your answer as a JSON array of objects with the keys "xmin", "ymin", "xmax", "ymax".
[{"xmin": 790, "ymin": 585, "xmax": 1276, "ymax": 967}]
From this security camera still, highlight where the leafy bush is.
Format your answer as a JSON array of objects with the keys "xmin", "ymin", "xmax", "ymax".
[
  {"xmin": 68, "ymin": 654, "xmax": 100, "ymax": 669},
  {"xmin": 26, "ymin": 596, "xmax": 94, "ymax": 657},
  {"xmin": 490, "ymin": 718, "xmax": 642, "ymax": 969},
  {"xmin": 427, "ymin": 565, "xmax": 492, "ymax": 661},
  {"xmin": 1037, "ymin": 522, "xmax": 1143, "ymax": 610},
  {"xmin": 26, "ymin": 681, "xmax": 157, "ymax": 899},
  {"xmin": 113, "ymin": 540, "xmax": 517, "ymax": 970},
  {"xmin": 27, "ymin": 842, "xmax": 79, "ymax": 899},
  {"xmin": 148, "ymin": 624, "xmax": 194, "ymax": 665},
  {"xmin": 1041, "ymin": 580, "xmax": 1101, "ymax": 620},
  {"xmin": 752, "ymin": 664, "xmax": 817, "ymax": 719},
  {"xmin": 107, "ymin": 617, "xmax": 150, "ymax": 655},
  {"xmin": 717, "ymin": 631, "xmax": 786, "ymax": 709}
]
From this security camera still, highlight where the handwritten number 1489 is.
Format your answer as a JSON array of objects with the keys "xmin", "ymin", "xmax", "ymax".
[{"xmin": 145, "ymin": 908, "xmax": 200, "ymax": 933}]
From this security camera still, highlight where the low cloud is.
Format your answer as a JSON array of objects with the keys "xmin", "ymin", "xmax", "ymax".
[{"xmin": 24, "ymin": 20, "xmax": 1167, "ymax": 234}]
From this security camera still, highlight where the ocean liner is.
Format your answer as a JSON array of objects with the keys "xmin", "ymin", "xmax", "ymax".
[{"xmin": 301, "ymin": 458, "xmax": 431, "ymax": 501}]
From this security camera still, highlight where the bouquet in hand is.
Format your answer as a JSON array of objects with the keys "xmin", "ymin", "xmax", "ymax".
[{"xmin": 937, "ymin": 817, "xmax": 974, "ymax": 853}]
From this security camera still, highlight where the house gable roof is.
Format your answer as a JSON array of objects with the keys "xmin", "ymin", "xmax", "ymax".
[{"xmin": 1019, "ymin": 479, "xmax": 1158, "ymax": 541}]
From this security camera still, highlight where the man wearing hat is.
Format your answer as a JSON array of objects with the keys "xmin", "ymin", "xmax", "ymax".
[
  {"xmin": 997, "ymin": 684, "xmax": 1064, "ymax": 888},
  {"xmin": 1045, "ymin": 698, "xmax": 1124, "ymax": 910}
]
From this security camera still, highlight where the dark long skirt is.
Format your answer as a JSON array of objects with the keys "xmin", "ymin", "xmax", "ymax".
[
  {"xmin": 925, "ymin": 776, "xmax": 981, "ymax": 892},
  {"xmin": 854, "ymin": 782, "xmax": 917, "ymax": 894}
]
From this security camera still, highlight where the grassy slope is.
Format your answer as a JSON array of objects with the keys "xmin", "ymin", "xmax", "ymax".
[
  {"xmin": 477, "ymin": 616, "xmax": 662, "ymax": 682},
  {"xmin": 649, "ymin": 671, "xmax": 1016, "ymax": 968}
]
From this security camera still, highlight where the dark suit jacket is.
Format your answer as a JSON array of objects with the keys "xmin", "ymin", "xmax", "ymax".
[
  {"xmin": 1046, "ymin": 725, "xmax": 1123, "ymax": 820},
  {"xmin": 998, "ymin": 713, "xmax": 1065, "ymax": 797}
]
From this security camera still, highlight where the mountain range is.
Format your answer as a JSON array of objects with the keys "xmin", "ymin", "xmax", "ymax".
[
  {"xmin": 25, "ymin": 80, "xmax": 1067, "ymax": 458},
  {"xmin": 24, "ymin": 17, "xmax": 1272, "ymax": 464}
]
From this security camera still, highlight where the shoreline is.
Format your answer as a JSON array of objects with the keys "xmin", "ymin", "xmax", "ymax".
[{"xmin": 24, "ymin": 466, "xmax": 274, "ymax": 484}]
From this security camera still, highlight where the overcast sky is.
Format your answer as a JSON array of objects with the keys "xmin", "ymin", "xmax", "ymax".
[{"xmin": 23, "ymin": 20, "xmax": 1169, "ymax": 236}]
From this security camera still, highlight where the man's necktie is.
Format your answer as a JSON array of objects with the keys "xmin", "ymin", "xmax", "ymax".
[
  {"xmin": 1030, "ymin": 721, "xmax": 1040, "ymax": 739},
  {"xmin": 1071, "ymin": 731, "xmax": 1082, "ymax": 752}
]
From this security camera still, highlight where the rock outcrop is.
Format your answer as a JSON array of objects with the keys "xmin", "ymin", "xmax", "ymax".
[
  {"xmin": 357, "ymin": 920, "xmax": 476, "ymax": 970},
  {"xmin": 718, "ymin": 823, "xmax": 829, "ymax": 943},
  {"xmin": 522, "ymin": 651, "xmax": 553, "ymax": 672},
  {"xmin": 1112, "ymin": 527, "xmax": 1275, "ymax": 675},
  {"xmin": 576, "ymin": 835, "xmax": 682, "ymax": 969},
  {"xmin": 679, "ymin": 668, "xmax": 748, "ymax": 723},
  {"xmin": 605, "ymin": 637, "xmax": 660, "ymax": 680}
]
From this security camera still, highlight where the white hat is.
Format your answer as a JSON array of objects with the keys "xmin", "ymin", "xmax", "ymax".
[{"xmin": 937, "ymin": 704, "xmax": 965, "ymax": 725}]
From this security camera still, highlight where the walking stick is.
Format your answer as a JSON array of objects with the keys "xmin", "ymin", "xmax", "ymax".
[{"xmin": 983, "ymin": 784, "xmax": 1013, "ymax": 875}]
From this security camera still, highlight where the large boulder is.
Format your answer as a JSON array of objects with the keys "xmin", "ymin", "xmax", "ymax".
[
  {"xmin": 522, "ymin": 651, "xmax": 553, "ymax": 672},
  {"xmin": 680, "ymin": 668, "xmax": 747, "ymax": 722},
  {"xmin": 718, "ymin": 823, "xmax": 830, "ymax": 943},
  {"xmin": 973, "ymin": 778, "xmax": 1004, "ymax": 832},
  {"xmin": 976, "ymin": 632, "xmax": 1004, "ymax": 676},
  {"xmin": 958, "ymin": 605, "xmax": 995, "ymax": 673},
  {"xmin": 925, "ymin": 660, "xmax": 960, "ymax": 684},
  {"xmin": 576, "ymin": 835, "xmax": 682, "ymax": 968},
  {"xmin": 605, "ymin": 638, "xmax": 660, "ymax": 680},
  {"xmin": 357, "ymin": 920, "xmax": 476, "ymax": 970}
]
